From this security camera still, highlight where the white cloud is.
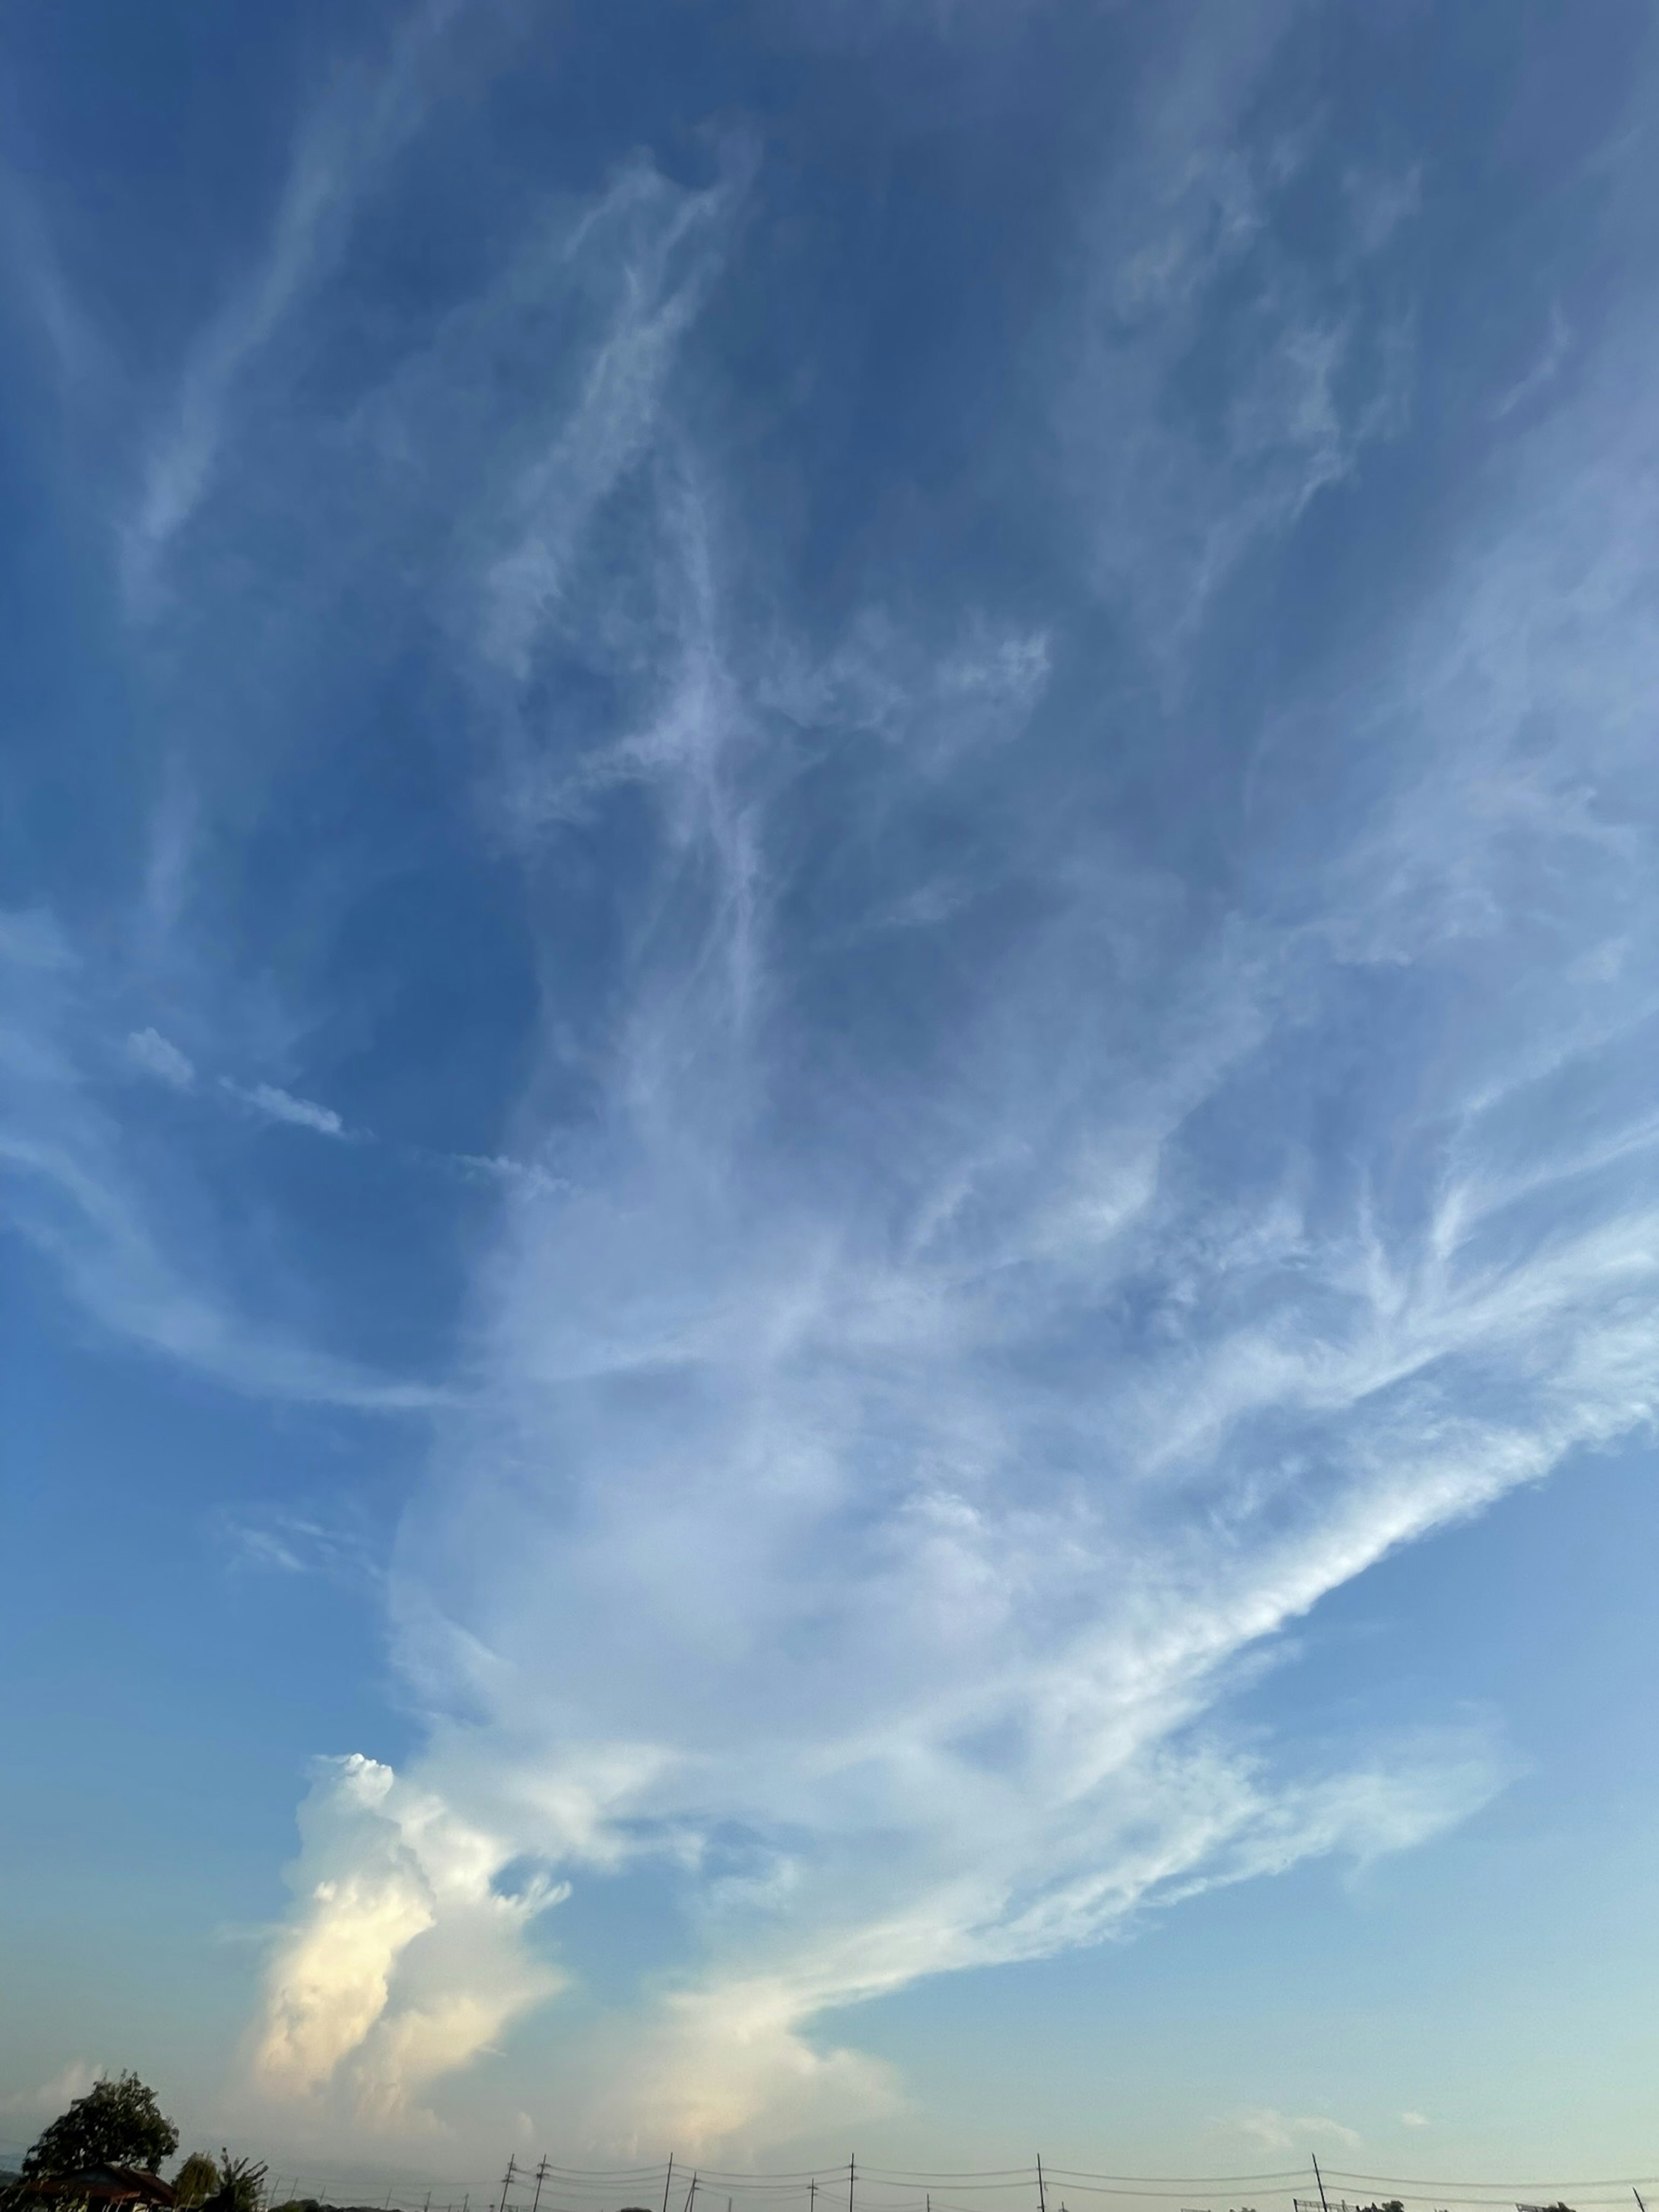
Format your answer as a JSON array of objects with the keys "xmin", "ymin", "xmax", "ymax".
[
  {"xmin": 475, "ymin": 159, "xmax": 743, "ymax": 691},
  {"xmin": 228, "ymin": 1079, "xmax": 347, "ymax": 1138},
  {"xmin": 139, "ymin": 776, "xmax": 199, "ymax": 964},
  {"xmin": 254, "ymin": 1756, "xmax": 564, "ymax": 2125},
  {"xmin": 0, "ymin": 915, "xmax": 433, "ymax": 1410},
  {"xmin": 450, "ymin": 1153, "xmax": 572, "ymax": 1199},
  {"xmin": 256, "ymin": 1758, "xmax": 444, "ymax": 2098},
  {"xmin": 1342, "ymin": 162, "xmax": 1423, "ymax": 257},
  {"xmin": 0, "ymin": 907, "xmax": 76, "ymax": 973},
  {"xmin": 121, "ymin": 0, "xmax": 469, "ymax": 611},
  {"xmin": 23, "ymin": 8, "xmax": 1656, "ymax": 2155},
  {"xmin": 1493, "ymin": 303, "xmax": 1573, "ymax": 421},
  {"xmin": 1233, "ymin": 2109, "xmax": 1361, "ymax": 2153},
  {"xmin": 0, "ymin": 184, "xmax": 109, "ymax": 399},
  {"xmin": 222, "ymin": 1506, "xmax": 382, "ymax": 1586},
  {"xmin": 126, "ymin": 1026, "xmax": 196, "ymax": 1090},
  {"xmin": 0, "ymin": 2060, "xmax": 101, "ymax": 2121},
  {"xmin": 1055, "ymin": 11, "xmax": 1418, "ymax": 669},
  {"xmin": 1399, "ymin": 2111, "xmax": 1430, "ymax": 2128},
  {"xmin": 270, "ymin": 243, "xmax": 1659, "ymax": 2145}
]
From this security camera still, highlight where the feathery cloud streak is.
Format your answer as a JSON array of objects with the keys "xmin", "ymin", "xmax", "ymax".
[
  {"xmin": 8, "ymin": 0, "xmax": 1656, "ymax": 2154},
  {"xmin": 289, "ymin": 108, "xmax": 1659, "ymax": 2143},
  {"xmin": 120, "ymin": 0, "xmax": 469, "ymax": 614}
]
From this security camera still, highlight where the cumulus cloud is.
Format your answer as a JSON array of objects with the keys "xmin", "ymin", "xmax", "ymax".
[{"xmin": 254, "ymin": 1756, "xmax": 564, "ymax": 2123}]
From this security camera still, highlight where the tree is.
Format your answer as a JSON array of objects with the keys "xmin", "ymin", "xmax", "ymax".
[
  {"xmin": 203, "ymin": 2154, "xmax": 267, "ymax": 2212},
  {"xmin": 172, "ymin": 2156, "xmax": 221, "ymax": 2209},
  {"xmin": 22, "ymin": 2075, "xmax": 179, "ymax": 2179}
]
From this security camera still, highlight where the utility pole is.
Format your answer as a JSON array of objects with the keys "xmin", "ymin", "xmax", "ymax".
[
  {"xmin": 849, "ymin": 2155, "xmax": 856, "ymax": 2212},
  {"xmin": 663, "ymin": 2158, "xmax": 675, "ymax": 2212},
  {"xmin": 1311, "ymin": 2158, "xmax": 1329, "ymax": 2212},
  {"xmin": 1037, "ymin": 2158, "xmax": 1047, "ymax": 2212},
  {"xmin": 1633, "ymin": 2194, "xmax": 1646, "ymax": 2212},
  {"xmin": 500, "ymin": 2156, "xmax": 521, "ymax": 2212},
  {"xmin": 684, "ymin": 2171, "xmax": 699, "ymax": 2212},
  {"xmin": 531, "ymin": 2161, "xmax": 550, "ymax": 2212}
]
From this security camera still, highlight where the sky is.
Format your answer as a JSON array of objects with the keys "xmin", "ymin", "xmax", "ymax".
[{"xmin": 2, "ymin": 0, "xmax": 1658, "ymax": 2199}]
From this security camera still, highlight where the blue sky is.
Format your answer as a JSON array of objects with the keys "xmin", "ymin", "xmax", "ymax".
[{"xmin": 3, "ymin": 0, "xmax": 1658, "ymax": 2192}]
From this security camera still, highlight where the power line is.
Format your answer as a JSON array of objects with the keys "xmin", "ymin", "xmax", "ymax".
[{"xmin": 126, "ymin": 2152, "xmax": 1659, "ymax": 2212}]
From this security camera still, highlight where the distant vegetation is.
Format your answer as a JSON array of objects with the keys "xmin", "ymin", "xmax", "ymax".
[
  {"xmin": 0, "ymin": 2073, "xmax": 1586, "ymax": 2212},
  {"xmin": 20, "ymin": 2075, "xmax": 178, "ymax": 2181},
  {"xmin": 1, "ymin": 2076, "xmax": 263, "ymax": 2212},
  {"xmin": 172, "ymin": 2162, "xmax": 220, "ymax": 2212}
]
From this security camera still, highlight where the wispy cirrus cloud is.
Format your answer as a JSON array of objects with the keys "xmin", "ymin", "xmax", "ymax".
[
  {"xmin": 263, "ymin": 102, "xmax": 1659, "ymax": 2145},
  {"xmin": 13, "ymin": 0, "xmax": 1659, "ymax": 2161},
  {"xmin": 127, "ymin": 1025, "xmax": 197, "ymax": 1090},
  {"xmin": 221, "ymin": 1501, "xmax": 385, "ymax": 1586},
  {"xmin": 226, "ymin": 1078, "xmax": 349, "ymax": 1139},
  {"xmin": 121, "ymin": 0, "xmax": 471, "ymax": 613},
  {"xmin": 1057, "ymin": 4, "xmax": 1418, "ymax": 667},
  {"xmin": 0, "ymin": 915, "xmax": 437, "ymax": 1411},
  {"xmin": 1232, "ymin": 2110, "xmax": 1362, "ymax": 2154}
]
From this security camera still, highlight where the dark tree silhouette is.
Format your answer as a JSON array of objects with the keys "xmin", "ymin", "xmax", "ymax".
[
  {"xmin": 22, "ymin": 2075, "xmax": 179, "ymax": 2180},
  {"xmin": 203, "ymin": 2154, "xmax": 267, "ymax": 2212}
]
